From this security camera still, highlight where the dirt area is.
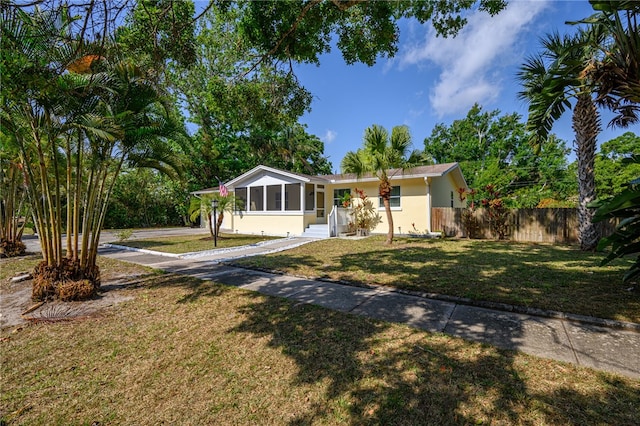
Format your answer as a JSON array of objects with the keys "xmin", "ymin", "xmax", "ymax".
[{"xmin": 0, "ymin": 274, "xmax": 139, "ymax": 329}]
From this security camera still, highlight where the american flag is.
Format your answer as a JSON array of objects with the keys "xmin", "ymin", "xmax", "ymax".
[{"xmin": 219, "ymin": 183, "xmax": 228, "ymax": 197}]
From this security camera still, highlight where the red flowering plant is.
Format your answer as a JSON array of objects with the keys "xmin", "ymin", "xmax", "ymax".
[
  {"xmin": 480, "ymin": 185, "xmax": 510, "ymax": 240},
  {"xmin": 349, "ymin": 188, "xmax": 381, "ymax": 236},
  {"xmin": 458, "ymin": 187, "xmax": 479, "ymax": 238}
]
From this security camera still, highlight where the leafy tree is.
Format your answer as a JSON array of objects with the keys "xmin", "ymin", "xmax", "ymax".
[
  {"xmin": 341, "ymin": 125, "xmax": 415, "ymax": 245},
  {"xmin": 246, "ymin": 124, "xmax": 333, "ymax": 175},
  {"xmin": 169, "ymin": 5, "xmax": 318, "ymax": 187},
  {"xmin": 238, "ymin": 0, "xmax": 507, "ymax": 67},
  {"xmin": 116, "ymin": 0, "xmax": 197, "ymax": 74},
  {"xmin": 423, "ymin": 104, "xmax": 574, "ymax": 207},
  {"xmin": 518, "ymin": 30, "xmax": 604, "ymax": 250},
  {"xmin": 595, "ymin": 132, "xmax": 640, "ymax": 198},
  {"xmin": 104, "ymin": 168, "xmax": 187, "ymax": 229}
]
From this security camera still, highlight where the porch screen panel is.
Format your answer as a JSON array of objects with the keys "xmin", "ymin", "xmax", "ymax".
[
  {"xmin": 267, "ymin": 185, "xmax": 281, "ymax": 211},
  {"xmin": 285, "ymin": 183, "xmax": 301, "ymax": 211},
  {"xmin": 305, "ymin": 183, "xmax": 314, "ymax": 210},
  {"xmin": 235, "ymin": 187, "xmax": 247, "ymax": 211},
  {"xmin": 250, "ymin": 186, "xmax": 263, "ymax": 211}
]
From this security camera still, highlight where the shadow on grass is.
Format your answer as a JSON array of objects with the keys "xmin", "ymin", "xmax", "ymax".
[
  {"xmin": 249, "ymin": 239, "xmax": 639, "ymax": 323},
  {"xmin": 130, "ymin": 257, "xmax": 639, "ymax": 424},
  {"xmin": 228, "ymin": 290, "xmax": 639, "ymax": 425}
]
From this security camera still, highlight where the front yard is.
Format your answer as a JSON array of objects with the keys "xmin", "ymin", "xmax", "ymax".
[
  {"xmin": 233, "ymin": 236, "xmax": 640, "ymax": 323},
  {"xmin": 114, "ymin": 232, "xmax": 280, "ymax": 253},
  {"xmin": 1, "ymin": 255, "xmax": 639, "ymax": 425}
]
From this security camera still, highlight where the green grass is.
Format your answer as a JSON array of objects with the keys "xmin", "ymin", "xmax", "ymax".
[
  {"xmin": 2, "ymin": 257, "xmax": 638, "ymax": 425},
  {"xmin": 115, "ymin": 233, "xmax": 281, "ymax": 254},
  {"xmin": 233, "ymin": 236, "xmax": 640, "ymax": 323}
]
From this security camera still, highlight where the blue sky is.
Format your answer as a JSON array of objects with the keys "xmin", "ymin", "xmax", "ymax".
[{"xmin": 293, "ymin": 0, "xmax": 639, "ymax": 173}]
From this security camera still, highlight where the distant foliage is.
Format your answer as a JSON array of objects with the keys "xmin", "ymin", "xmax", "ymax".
[
  {"xmin": 423, "ymin": 104, "xmax": 575, "ymax": 208},
  {"xmin": 104, "ymin": 169, "xmax": 187, "ymax": 229},
  {"xmin": 591, "ymin": 156, "xmax": 640, "ymax": 283}
]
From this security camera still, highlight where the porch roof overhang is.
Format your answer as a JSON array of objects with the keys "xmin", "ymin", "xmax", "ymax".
[{"xmin": 224, "ymin": 165, "xmax": 328, "ymax": 189}]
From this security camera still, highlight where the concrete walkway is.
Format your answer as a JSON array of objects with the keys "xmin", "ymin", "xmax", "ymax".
[{"xmin": 96, "ymin": 237, "xmax": 640, "ymax": 380}]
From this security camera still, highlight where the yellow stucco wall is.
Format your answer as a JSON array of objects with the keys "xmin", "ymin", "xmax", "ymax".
[
  {"xmin": 325, "ymin": 178, "xmax": 432, "ymax": 235},
  {"xmin": 431, "ymin": 174, "xmax": 466, "ymax": 208},
  {"xmin": 231, "ymin": 212, "xmax": 305, "ymax": 236}
]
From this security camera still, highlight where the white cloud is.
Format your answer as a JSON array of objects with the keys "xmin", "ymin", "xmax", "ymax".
[
  {"xmin": 321, "ymin": 129, "xmax": 337, "ymax": 143},
  {"xmin": 398, "ymin": 0, "xmax": 549, "ymax": 117}
]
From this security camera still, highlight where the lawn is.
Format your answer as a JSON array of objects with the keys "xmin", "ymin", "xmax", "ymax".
[
  {"xmin": 114, "ymin": 232, "xmax": 281, "ymax": 254},
  {"xmin": 232, "ymin": 236, "xmax": 640, "ymax": 323},
  {"xmin": 1, "ymin": 256, "xmax": 639, "ymax": 425}
]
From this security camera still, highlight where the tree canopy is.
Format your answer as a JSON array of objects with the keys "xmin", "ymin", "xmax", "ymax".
[{"xmin": 423, "ymin": 104, "xmax": 574, "ymax": 208}]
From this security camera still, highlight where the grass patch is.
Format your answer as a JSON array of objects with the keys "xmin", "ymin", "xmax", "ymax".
[
  {"xmin": 1, "ymin": 256, "xmax": 638, "ymax": 425},
  {"xmin": 115, "ymin": 233, "xmax": 280, "ymax": 254},
  {"xmin": 233, "ymin": 237, "xmax": 640, "ymax": 323}
]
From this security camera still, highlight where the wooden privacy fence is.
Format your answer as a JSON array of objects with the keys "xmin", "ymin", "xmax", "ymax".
[{"xmin": 431, "ymin": 208, "xmax": 616, "ymax": 244}]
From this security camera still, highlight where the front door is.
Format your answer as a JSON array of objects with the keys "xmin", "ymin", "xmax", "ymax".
[{"xmin": 316, "ymin": 190, "xmax": 326, "ymax": 223}]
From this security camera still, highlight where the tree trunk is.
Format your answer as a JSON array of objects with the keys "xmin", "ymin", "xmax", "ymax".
[
  {"xmin": 379, "ymin": 179, "xmax": 393, "ymax": 244},
  {"xmin": 216, "ymin": 212, "xmax": 224, "ymax": 237},
  {"xmin": 573, "ymin": 94, "xmax": 601, "ymax": 251},
  {"xmin": 207, "ymin": 212, "xmax": 215, "ymax": 239}
]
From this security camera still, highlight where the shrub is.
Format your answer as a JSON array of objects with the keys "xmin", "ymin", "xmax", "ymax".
[
  {"xmin": 591, "ymin": 162, "xmax": 640, "ymax": 283},
  {"xmin": 114, "ymin": 229, "xmax": 133, "ymax": 241},
  {"xmin": 350, "ymin": 188, "xmax": 382, "ymax": 235},
  {"xmin": 458, "ymin": 187, "xmax": 479, "ymax": 238},
  {"xmin": 481, "ymin": 185, "xmax": 510, "ymax": 240}
]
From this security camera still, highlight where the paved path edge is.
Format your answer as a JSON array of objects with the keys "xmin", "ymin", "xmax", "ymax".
[{"xmin": 227, "ymin": 263, "xmax": 640, "ymax": 333}]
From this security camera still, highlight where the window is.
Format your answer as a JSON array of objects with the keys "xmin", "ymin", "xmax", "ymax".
[
  {"xmin": 285, "ymin": 183, "xmax": 301, "ymax": 211},
  {"xmin": 305, "ymin": 183, "xmax": 315, "ymax": 210},
  {"xmin": 267, "ymin": 185, "xmax": 281, "ymax": 211},
  {"xmin": 333, "ymin": 188, "xmax": 351, "ymax": 206},
  {"xmin": 450, "ymin": 191, "xmax": 454, "ymax": 208},
  {"xmin": 249, "ymin": 186, "xmax": 263, "ymax": 211},
  {"xmin": 379, "ymin": 186, "xmax": 400, "ymax": 208},
  {"xmin": 235, "ymin": 187, "xmax": 247, "ymax": 211}
]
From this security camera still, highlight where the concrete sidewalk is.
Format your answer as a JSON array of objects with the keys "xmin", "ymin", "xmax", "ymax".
[{"xmin": 97, "ymin": 239, "xmax": 640, "ymax": 379}]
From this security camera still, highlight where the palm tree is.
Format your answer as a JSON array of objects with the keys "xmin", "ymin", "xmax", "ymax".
[
  {"xmin": 1, "ymin": 6, "xmax": 181, "ymax": 300},
  {"xmin": 0, "ymin": 147, "xmax": 29, "ymax": 257},
  {"xmin": 581, "ymin": 1, "xmax": 639, "ymax": 127},
  {"xmin": 341, "ymin": 124, "xmax": 415, "ymax": 245},
  {"xmin": 518, "ymin": 30, "xmax": 604, "ymax": 251},
  {"xmin": 189, "ymin": 193, "xmax": 241, "ymax": 239}
]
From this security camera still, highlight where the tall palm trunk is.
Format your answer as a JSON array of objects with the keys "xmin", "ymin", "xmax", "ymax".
[{"xmin": 573, "ymin": 94, "xmax": 601, "ymax": 251}]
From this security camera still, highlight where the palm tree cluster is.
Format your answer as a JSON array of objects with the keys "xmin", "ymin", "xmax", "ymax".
[{"xmin": 1, "ymin": 5, "xmax": 182, "ymax": 300}]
